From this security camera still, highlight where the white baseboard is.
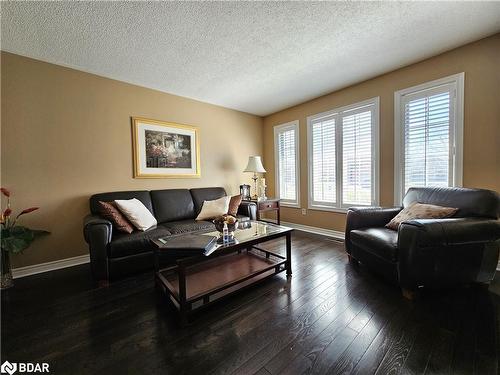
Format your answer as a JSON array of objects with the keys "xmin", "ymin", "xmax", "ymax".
[
  {"xmin": 281, "ymin": 221, "xmax": 344, "ymax": 241},
  {"xmin": 11, "ymin": 222, "xmax": 344, "ymax": 279},
  {"xmin": 12, "ymin": 254, "xmax": 90, "ymax": 279}
]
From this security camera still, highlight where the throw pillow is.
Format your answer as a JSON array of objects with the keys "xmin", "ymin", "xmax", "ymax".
[
  {"xmin": 227, "ymin": 195, "xmax": 243, "ymax": 216},
  {"xmin": 98, "ymin": 201, "xmax": 134, "ymax": 234},
  {"xmin": 114, "ymin": 198, "xmax": 157, "ymax": 231},
  {"xmin": 385, "ymin": 202, "xmax": 458, "ymax": 230},
  {"xmin": 196, "ymin": 196, "xmax": 230, "ymax": 221}
]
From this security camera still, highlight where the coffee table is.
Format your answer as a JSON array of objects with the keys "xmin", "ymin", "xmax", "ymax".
[{"xmin": 152, "ymin": 221, "xmax": 293, "ymax": 324}]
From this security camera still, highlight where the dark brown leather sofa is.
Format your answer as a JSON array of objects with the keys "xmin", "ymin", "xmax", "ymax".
[
  {"xmin": 345, "ymin": 187, "xmax": 500, "ymax": 297},
  {"xmin": 83, "ymin": 187, "xmax": 256, "ymax": 284}
]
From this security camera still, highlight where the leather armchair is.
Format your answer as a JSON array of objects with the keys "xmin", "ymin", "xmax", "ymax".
[{"xmin": 345, "ymin": 187, "xmax": 500, "ymax": 297}]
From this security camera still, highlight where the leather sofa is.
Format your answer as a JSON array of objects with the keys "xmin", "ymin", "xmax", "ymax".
[
  {"xmin": 345, "ymin": 187, "xmax": 500, "ymax": 297},
  {"xmin": 83, "ymin": 187, "xmax": 256, "ymax": 284}
]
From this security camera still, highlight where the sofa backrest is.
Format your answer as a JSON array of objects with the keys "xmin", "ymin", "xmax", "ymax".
[
  {"xmin": 89, "ymin": 187, "xmax": 228, "ymax": 222},
  {"xmin": 89, "ymin": 191, "xmax": 153, "ymax": 215},
  {"xmin": 150, "ymin": 189, "xmax": 195, "ymax": 223},
  {"xmin": 403, "ymin": 187, "xmax": 500, "ymax": 219},
  {"xmin": 190, "ymin": 187, "xmax": 227, "ymax": 216}
]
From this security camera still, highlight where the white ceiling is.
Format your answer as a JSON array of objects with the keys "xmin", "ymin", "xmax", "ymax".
[{"xmin": 2, "ymin": 2, "xmax": 500, "ymax": 116}]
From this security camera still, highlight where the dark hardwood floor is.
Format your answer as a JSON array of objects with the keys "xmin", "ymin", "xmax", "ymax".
[{"xmin": 2, "ymin": 231, "xmax": 499, "ymax": 374}]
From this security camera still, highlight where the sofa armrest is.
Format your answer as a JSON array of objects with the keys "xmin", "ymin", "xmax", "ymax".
[
  {"xmin": 83, "ymin": 214, "xmax": 112, "ymax": 282},
  {"xmin": 398, "ymin": 218, "xmax": 500, "ymax": 248},
  {"xmin": 238, "ymin": 201, "xmax": 257, "ymax": 220},
  {"xmin": 345, "ymin": 207, "xmax": 402, "ymax": 253}
]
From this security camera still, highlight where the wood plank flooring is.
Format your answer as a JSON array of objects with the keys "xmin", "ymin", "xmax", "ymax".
[{"xmin": 2, "ymin": 231, "xmax": 499, "ymax": 374}]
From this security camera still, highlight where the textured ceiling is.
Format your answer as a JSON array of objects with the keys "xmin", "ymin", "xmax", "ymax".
[{"xmin": 2, "ymin": 2, "xmax": 500, "ymax": 116}]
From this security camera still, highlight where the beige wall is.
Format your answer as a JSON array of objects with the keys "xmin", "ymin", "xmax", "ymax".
[
  {"xmin": 1, "ymin": 52, "xmax": 263, "ymax": 268},
  {"xmin": 263, "ymin": 34, "xmax": 500, "ymax": 232}
]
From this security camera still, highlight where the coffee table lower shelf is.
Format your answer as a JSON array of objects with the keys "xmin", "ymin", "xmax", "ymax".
[{"xmin": 156, "ymin": 249, "xmax": 286, "ymax": 322}]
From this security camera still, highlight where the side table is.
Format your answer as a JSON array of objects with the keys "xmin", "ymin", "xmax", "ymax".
[{"xmin": 250, "ymin": 198, "xmax": 281, "ymax": 225}]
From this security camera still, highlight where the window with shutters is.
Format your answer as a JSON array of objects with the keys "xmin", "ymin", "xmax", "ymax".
[
  {"xmin": 307, "ymin": 98, "xmax": 379, "ymax": 211},
  {"xmin": 274, "ymin": 120, "xmax": 300, "ymax": 207},
  {"xmin": 394, "ymin": 73, "xmax": 464, "ymax": 205}
]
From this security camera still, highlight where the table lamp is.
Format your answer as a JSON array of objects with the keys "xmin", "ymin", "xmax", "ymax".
[{"xmin": 243, "ymin": 156, "xmax": 266, "ymax": 200}]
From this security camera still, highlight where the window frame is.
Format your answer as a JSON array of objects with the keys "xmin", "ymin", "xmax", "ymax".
[
  {"xmin": 307, "ymin": 97, "xmax": 380, "ymax": 213},
  {"xmin": 393, "ymin": 73, "xmax": 464, "ymax": 205},
  {"xmin": 274, "ymin": 120, "xmax": 300, "ymax": 208}
]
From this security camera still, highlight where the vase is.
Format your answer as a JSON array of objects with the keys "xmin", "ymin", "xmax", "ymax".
[{"xmin": 1, "ymin": 250, "xmax": 13, "ymax": 289}]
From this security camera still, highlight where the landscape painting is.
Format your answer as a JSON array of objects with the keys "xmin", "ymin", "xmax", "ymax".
[
  {"xmin": 132, "ymin": 117, "xmax": 200, "ymax": 178},
  {"xmin": 145, "ymin": 130, "xmax": 192, "ymax": 169}
]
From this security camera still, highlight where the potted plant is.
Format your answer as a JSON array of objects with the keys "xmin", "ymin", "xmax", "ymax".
[{"xmin": 1, "ymin": 188, "xmax": 48, "ymax": 289}]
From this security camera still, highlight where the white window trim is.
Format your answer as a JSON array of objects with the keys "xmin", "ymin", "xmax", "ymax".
[
  {"xmin": 307, "ymin": 97, "xmax": 380, "ymax": 213},
  {"xmin": 393, "ymin": 73, "xmax": 464, "ymax": 205},
  {"xmin": 274, "ymin": 120, "xmax": 300, "ymax": 208}
]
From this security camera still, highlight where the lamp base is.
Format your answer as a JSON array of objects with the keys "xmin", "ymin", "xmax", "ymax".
[{"xmin": 252, "ymin": 174, "xmax": 259, "ymax": 201}]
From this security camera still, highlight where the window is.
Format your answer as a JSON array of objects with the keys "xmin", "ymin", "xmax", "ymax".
[
  {"xmin": 307, "ymin": 98, "xmax": 379, "ymax": 211},
  {"xmin": 274, "ymin": 120, "xmax": 300, "ymax": 207},
  {"xmin": 394, "ymin": 73, "xmax": 464, "ymax": 204}
]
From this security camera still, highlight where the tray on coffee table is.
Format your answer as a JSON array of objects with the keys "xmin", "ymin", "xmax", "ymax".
[{"xmin": 152, "ymin": 221, "xmax": 293, "ymax": 324}]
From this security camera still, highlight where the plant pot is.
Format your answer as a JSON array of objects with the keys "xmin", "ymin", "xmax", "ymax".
[{"xmin": 1, "ymin": 250, "xmax": 13, "ymax": 289}]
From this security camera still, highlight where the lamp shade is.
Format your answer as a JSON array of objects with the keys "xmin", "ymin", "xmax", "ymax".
[{"xmin": 243, "ymin": 156, "xmax": 266, "ymax": 173}]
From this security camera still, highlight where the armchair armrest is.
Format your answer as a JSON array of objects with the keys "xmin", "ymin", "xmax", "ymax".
[
  {"xmin": 345, "ymin": 207, "xmax": 402, "ymax": 253},
  {"xmin": 397, "ymin": 218, "xmax": 500, "ymax": 288},
  {"xmin": 398, "ymin": 218, "xmax": 500, "ymax": 248},
  {"xmin": 238, "ymin": 201, "xmax": 257, "ymax": 221},
  {"xmin": 83, "ymin": 214, "xmax": 112, "ymax": 282}
]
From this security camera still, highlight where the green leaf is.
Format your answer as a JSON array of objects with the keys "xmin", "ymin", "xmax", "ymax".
[{"xmin": 0, "ymin": 225, "xmax": 49, "ymax": 254}]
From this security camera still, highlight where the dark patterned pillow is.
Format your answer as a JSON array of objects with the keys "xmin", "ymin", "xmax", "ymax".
[
  {"xmin": 98, "ymin": 201, "xmax": 134, "ymax": 234},
  {"xmin": 227, "ymin": 195, "xmax": 243, "ymax": 216},
  {"xmin": 385, "ymin": 202, "xmax": 458, "ymax": 230}
]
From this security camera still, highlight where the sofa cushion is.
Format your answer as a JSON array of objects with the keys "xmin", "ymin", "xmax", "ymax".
[
  {"xmin": 90, "ymin": 191, "xmax": 153, "ymax": 216},
  {"xmin": 190, "ymin": 187, "xmax": 226, "ymax": 216},
  {"xmin": 150, "ymin": 189, "xmax": 195, "ymax": 223},
  {"xmin": 385, "ymin": 202, "xmax": 457, "ymax": 230},
  {"xmin": 98, "ymin": 201, "xmax": 134, "ymax": 233},
  {"xmin": 163, "ymin": 219, "xmax": 215, "ymax": 235},
  {"xmin": 350, "ymin": 228, "xmax": 398, "ymax": 262},
  {"xmin": 195, "ymin": 196, "xmax": 230, "ymax": 220},
  {"xmin": 109, "ymin": 226, "xmax": 172, "ymax": 258},
  {"xmin": 228, "ymin": 195, "xmax": 243, "ymax": 216},
  {"xmin": 114, "ymin": 198, "xmax": 158, "ymax": 231}
]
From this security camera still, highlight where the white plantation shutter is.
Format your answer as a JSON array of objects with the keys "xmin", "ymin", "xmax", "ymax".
[
  {"xmin": 403, "ymin": 89, "xmax": 451, "ymax": 193},
  {"xmin": 342, "ymin": 108, "xmax": 374, "ymax": 206},
  {"xmin": 395, "ymin": 73, "xmax": 464, "ymax": 204},
  {"xmin": 274, "ymin": 121, "xmax": 299, "ymax": 206},
  {"xmin": 308, "ymin": 98, "xmax": 379, "ymax": 210},
  {"xmin": 311, "ymin": 116, "xmax": 336, "ymax": 205}
]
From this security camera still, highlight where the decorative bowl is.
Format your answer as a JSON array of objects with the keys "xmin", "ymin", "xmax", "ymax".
[{"xmin": 213, "ymin": 215, "xmax": 239, "ymax": 233}]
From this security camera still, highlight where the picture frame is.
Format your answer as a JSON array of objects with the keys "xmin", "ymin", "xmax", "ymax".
[{"xmin": 131, "ymin": 117, "xmax": 201, "ymax": 178}]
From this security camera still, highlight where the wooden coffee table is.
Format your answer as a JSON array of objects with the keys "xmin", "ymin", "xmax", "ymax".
[{"xmin": 152, "ymin": 221, "xmax": 293, "ymax": 324}]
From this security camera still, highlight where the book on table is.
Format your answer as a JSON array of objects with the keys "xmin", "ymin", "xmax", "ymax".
[{"xmin": 157, "ymin": 234, "xmax": 218, "ymax": 254}]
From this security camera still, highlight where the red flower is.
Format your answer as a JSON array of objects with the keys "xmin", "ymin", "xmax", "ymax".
[
  {"xmin": 3, "ymin": 208, "xmax": 12, "ymax": 217},
  {"xmin": 19, "ymin": 207, "xmax": 39, "ymax": 215},
  {"xmin": 1, "ymin": 188, "xmax": 10, "ymax": 197}
]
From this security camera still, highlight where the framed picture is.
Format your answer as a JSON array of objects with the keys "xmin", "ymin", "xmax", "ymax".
[{"xmin": 131, "ymin": 117, "xmax": 200, "ymax": 178}]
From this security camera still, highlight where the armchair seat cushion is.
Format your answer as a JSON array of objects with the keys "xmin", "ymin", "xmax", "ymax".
[
  {"xmin": 164, "ymin": 219, "xmax": 215, "ymax": 235},
  {"xmin": 109, "ymin": 226, "xmax": 172, "ymax": 258},
  {"xmin": 350, "ymin": 228, "xmax": 399, "ymax": 262}
]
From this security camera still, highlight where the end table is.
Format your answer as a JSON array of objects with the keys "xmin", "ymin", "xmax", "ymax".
[{"xmin": 251, "ymin": 198, "xmax": 281, "ymax": 225}]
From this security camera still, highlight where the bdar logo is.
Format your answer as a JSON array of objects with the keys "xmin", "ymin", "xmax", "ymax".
[{"xmin": 0, "ymin": 361, "xmax": 17, "ymax": 375}]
